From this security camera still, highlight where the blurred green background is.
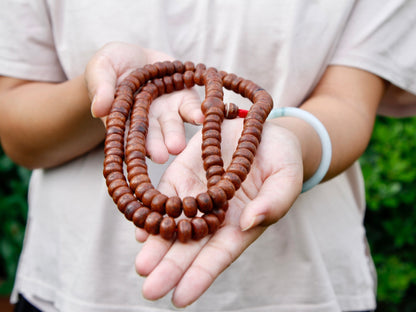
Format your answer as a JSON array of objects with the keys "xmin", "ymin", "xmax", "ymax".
[{"xmin": 0, "ymin": 115, "xmax": 416, "ymax": 311}]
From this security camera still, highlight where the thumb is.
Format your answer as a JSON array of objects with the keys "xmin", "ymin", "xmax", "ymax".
[
  {"xmin": 239, "ymin": 170, "xmax": 302, "ymax": 231},
  {"xmin": 87, "ymin": 57, "xmax": 118, "ymax": 118}
]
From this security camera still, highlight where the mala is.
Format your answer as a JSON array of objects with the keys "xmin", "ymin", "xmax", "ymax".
[{"xmin": 103, "ymin": 60, "xmax": 273, "ymax": 243}]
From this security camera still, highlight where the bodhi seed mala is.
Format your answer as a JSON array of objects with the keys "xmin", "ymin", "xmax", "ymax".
[{"xmin": 103, "ymin": 60, "xmax": 273, "ymax": 243}]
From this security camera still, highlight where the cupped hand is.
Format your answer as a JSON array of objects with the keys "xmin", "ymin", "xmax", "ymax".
[
  {"xmin": 135, "ymin": 118, "xmax": 304, "ymax": 308},
  {"xmin": 85, "ymin": 42, "xmax": 204, "ymax": 163}
]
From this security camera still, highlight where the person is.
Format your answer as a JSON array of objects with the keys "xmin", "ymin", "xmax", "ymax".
[{"xmin": 0, "ymin": 1, "xmax": 415, "ymax": 312}]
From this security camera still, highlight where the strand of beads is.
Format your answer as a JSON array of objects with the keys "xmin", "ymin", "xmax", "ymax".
[{"xmin": 103, "ymin": 60, "xmax": 273, "ymax": 242}]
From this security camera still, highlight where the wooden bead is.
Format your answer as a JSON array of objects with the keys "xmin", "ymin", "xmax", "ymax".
[
  {"xmin": 142, "ymin": 188, "xmax": 160, "ymax": 207},
  {"xmin": 208, "ymin": 186, "xmax": 227, "ymax": 208},
  {"xmin": 160, "ymin": 217, "xmax": 176, "ymax": 240},
  {"xmin": 216, "ymin": 179, "xmax": 236, "ymax": 200},
  {"xmin": 225, "ymin": 103, "xmax": 239, "ymax": 119},
  {"xmin": 183, "ymin": 71, "xmax": 195, "ymax": 88},
  {"xmin": 117, "ymin": 193, "xmax": 135, "ymax": 213},
  {"xmin": 206, "ymin": 165, "xmax": 225, "ymax": 179},
  {"xmin": 183, "ymin": 196, "xmax": 198, "ymax": 218},
  {"xmin": 165, "ymin": 196, "xmax": 182, "ymax": 218},
  {"xmin": 132, "ymin": 207, "xmax": 151, "ymax": 228},
  {"xmin": 223, "ymin": 172, "xmax": 242, "ymax": 190},
  {"xmin": 134, "ymin": 182, "xmax": 154, "ymax": 199},
  {"xmin": 177, "ymin": 219, "xmax": 192, "ymax": 243},
  {"xmin": 191, "ymin": 217, "xmax": 209, "ymax": 240},
  {"xmin": 203, "ymin": 214, "xmax": 220, "ymax": 234},
  {"xmin": 112, "ymin": 186, "xmax": 131, "ymax": 204},
  {"xmin": 203, "ymin": 154, "xmax": 224, "ymax": 170},
  {"xmin": 212, "ymin": 209, "xmax": 226, "ymax": 224},
  {"xmin": 196, "ymin": 192, "xmax": 213, "ymax": 214},
  {"xmin": 108, "ymin": 179, "xmax": 128, "ymax": 196},
  {"xmin": 144, "ymin": 211, "xmax": 163, "ymax": 235},
  {"xmin": 151, "ymin": 193, "xmax": 169, "ymax": 214},
  {"xmin": 207, "ymin": 175, "xmax": 222, "ymax": 188},
  {"xmin": 124, "ymin": 201, "xmax": 143, "ymax": 221},
  {"xmin": 172, "ymin": 73, "xmax": 184, "ymax": 90}
]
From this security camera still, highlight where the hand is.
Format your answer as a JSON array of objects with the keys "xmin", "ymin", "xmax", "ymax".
[
  {"xmin": 85, "ymin": 42, "xmax": 204, "ymax": 163},
  {"xmin": 135, "ymin": 118, "xmax": 304, "ymax": 307}
]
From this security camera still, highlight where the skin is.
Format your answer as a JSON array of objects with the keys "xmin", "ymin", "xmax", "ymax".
[{"xmin": 0, "ymin": 42, "xmax": 386, "ymax": 308}]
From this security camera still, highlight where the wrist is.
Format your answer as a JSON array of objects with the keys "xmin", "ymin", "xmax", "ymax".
[{"xmin": 267, "ymin": 108, "xmax": 331, "ymax": 191}]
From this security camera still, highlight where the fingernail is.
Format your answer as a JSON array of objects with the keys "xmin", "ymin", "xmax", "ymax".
[
  {"xmin": 91, "ymin": 95, "xmax": 97, "ymax": 118},
  {"xmin": 241, "ymin": 214, "xmax": 265, "ymax": 231}
]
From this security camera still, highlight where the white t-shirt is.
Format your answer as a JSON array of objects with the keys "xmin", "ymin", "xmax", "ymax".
[{"xmin": 0, "ymin": 1, "xmax": 415, "ymax": 311}]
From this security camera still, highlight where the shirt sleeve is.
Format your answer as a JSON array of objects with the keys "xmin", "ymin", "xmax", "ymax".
[
  {"xmin": 0, "ymin": 0, "xmax": 66, "ymax": 82},
  {"xmin": 330, "ymin": 0, "xmax": 416, "ymax": 117}
]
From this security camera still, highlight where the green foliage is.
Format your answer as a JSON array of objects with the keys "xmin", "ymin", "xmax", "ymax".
[
  {"xmin": 361, "ymin": 116, "xmax": 416, "ymax": 312},
  {"xmin": 0, "ymin": 145, "xmax": 30, "ymax": 295}
]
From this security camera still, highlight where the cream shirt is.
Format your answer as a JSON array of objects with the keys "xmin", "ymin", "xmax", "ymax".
[{"xmin": 1, "ymin": 0, "xmax": 415, "ymax": 311}]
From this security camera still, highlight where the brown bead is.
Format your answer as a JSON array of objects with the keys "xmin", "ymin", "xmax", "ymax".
[
  {"xmin": 183, "ymin": 61, "xmax": 195, "ymax": 72},
  {"xmin": 227, "ymin": 163, "xmax": 248, "ymax": 182},
  {"xmin": 203, "ymin": 214, "xmax": 220, "ymax": 234},
  {"xmin": 105, "ymin": 171, "xmax": 125, "ymax": 186},
  {"xmin": 104, "ymin": 162, "xmax": 123, "ymax": 179},
  {"xmin": 232, "ymin": 155, "xmax": 252, "ymax": 171},
  {"xmin": 203, "ymin": 154, "xmax": 223, "ymax": 170},
  {"xmin": 112, "ymin": 186, "xmax": 131, "ymax": 204},
  {"xmin": 144, "ymin": 212, "xmax": 163, "ymax": 235},
  {"xmin": 206, "ymin": 165, "xmax": 225, "ymax": 179},
  {"xmin": 132, "ymin": 207, "xmax": 151, "ymax": 228},
  {"xmin": 177, "ymin": 219, "xmax": 192, "ymax": 243},
  {"xmin": 183, "ymin": 71, "xmax": 195, "ymax": 88},
  {"xmin": 159, "ymin": 217, "xmax": 176, "ymax": 240},
  {"xmin": 222, "ymin": 73, "xmax": 237, "ymax": 89},
  {"xmin": 108, "ymin": 178, "xmax": 128, "ymax": 196},
  {"xmin": 202, "ymin": 121, "xmax": 221, "ymax": 134},
  {"xmin": 191, "ymin": 217, "xmax": 209, "ymax": 240},
  {"xmin": 151, "ymin": 193, "xmax": 169, "ymax": 214},
  {"xmin": 201, "ymin": 137, "xmax": 221, "ymax": 149},
  {"xmin": 196, "ymin": 192, "xmax": 213, "ymax": 214},
  {"xmin": 172, "ymin": 73, "xmax": 184, "ymax": 90},
  {"xmin": 208, "ymin": 186, "xmax": 227, "ymax": 208},
  {"xmin": 212, "ymin": 209, "xmax": 226, "ymax": 224},
  {"xmin": 163, "ymin": 75, "xmax": 174, "ymax": 93},
  {"xmin": 117, "ymin": 193, "xmax": 135, "ymax": 213},
  {"xmin": 207, "ymin": 175, "xmax": 222, "ymax": 188},
  {"xmin": 236, "ymin": 140, "xmax": 257, "ymax": 155},
  {"xmin": 104, "ymin": 154, "xmax": 123, "ymax": 166},
  {"xmin": 172, "ymin": 60, "xmax": 185, "ymax": 73},
  {"xmin": 164, "ymin": 60, "xmax": 175, "ymax": 75},
  {"xmin": 183, "ymin": 196, "xmax": 198, "ymax": 218},
  {"xmin": 233, "ymin": 148, "xmax": 255, "ymax": 164},
  {"xmin": 128, "ymin": 172, "xmax": 150, "ymax": 188},
  {"xmin": 204, "ymin": 106, "xmax": 224, "ymax": 120},
  {"xmin": 201, "ymin": 97, "xmax": 223, "ymax": 114},
  {"xmin": 223, "ymin": 172, "xmax": 242, "ymax": 190},
  {"xmin": 202, "ymin": 145, "xmax": 221, "ymax": 159},
  {"xmin": 225, "ymin": 103, "xmax": 239, "ymax": 119},
  {"xmin": 142, "ymin": 188, "xmax": 160, "ymax": 207},
  {"xmin": 154, "ymin": 61, "xmax": 167, "ymax": 76},
  {"xmin": 216, "ymin": 179, "xmax": 236, "ymax": 200},
  {"xmin": 165, "ymin": 196, "xmax": 182, "ymax": 218},
  {"xmin": 134, "ymin": 182, "xmax": 154, "ymax": 199},
  {"xmin": 124, "ymin": 201, "xmax": 143, "ymax": 221},
  {"xmin": 152, "ymin": 78, "xmax": 165, "ymax": 95}
]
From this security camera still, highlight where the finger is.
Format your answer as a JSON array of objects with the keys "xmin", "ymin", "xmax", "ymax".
[
  {"xmin": 146, "ymin": 116, "xmax": 170, "ymax": 164},
  {"xmin": 135, "ymin": 228, "xmax": 149, "ymax": 243},
  {"xmin": 135, "ymin": 235, "xmax": 174, "ymax": 277},
  {"xmin": 171, "ymin": 225, "xmax": 266, "ymax": 308},
  {"xmin": 177, "ymin": 89, "xmax": 204, "ymax": 125},
  {"xmin": 239, "ymin": 167, "xmax": 302, "ymax": 231},
  {"xmin": 86, "ymin": 55, "xmax": 118, "ymax": 118},
  {"xmin": 141, "ymin": 237, "xmax": 209, "ymax": 301},
  {"xmin": 148, "ymin": 94, "xmax": 187, "ymax": 156}
]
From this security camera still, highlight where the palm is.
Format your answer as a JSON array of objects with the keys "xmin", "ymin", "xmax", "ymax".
[
  {"xmin": 85, "ymin": 42, "xmax": 203, "ymax": 162},
  {"xmin": 135, "ymin": 118, "xmax": 303, "ymax": 307}
]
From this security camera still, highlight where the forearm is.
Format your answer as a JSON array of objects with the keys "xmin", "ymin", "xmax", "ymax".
[
  {"xmin": 0, "ymin": 75, "xmax": 105, "ymax": 169},
  {"xmin": 271, "ymin": 65, "xmax": 386, "ymax": 182}
]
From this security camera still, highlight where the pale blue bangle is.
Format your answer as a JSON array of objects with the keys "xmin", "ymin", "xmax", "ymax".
[{"xmin": 267, "ymin": 107, "xmax": 332, "ymax": 192}]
